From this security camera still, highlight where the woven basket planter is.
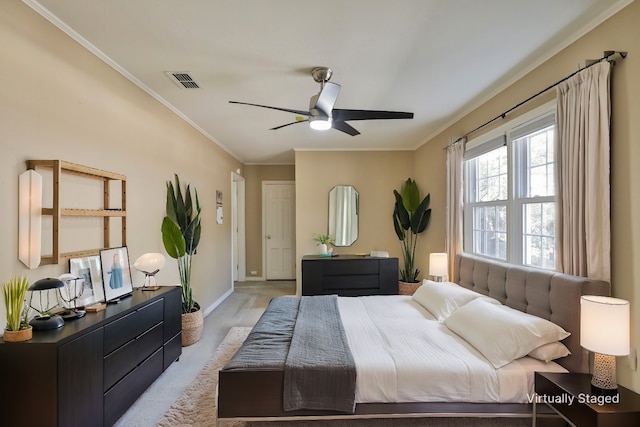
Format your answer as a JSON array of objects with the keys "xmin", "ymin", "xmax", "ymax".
[
  {"xmin": 3, "ymin": 326, "xmax": 32, "ymax": 342},
  {"xmin": 181, "ymin": 304, "xmax": 203, "ymax": 347},
  {"xmin": 398, "ymin": 281, "xmax": 421, "ymax": 296}
]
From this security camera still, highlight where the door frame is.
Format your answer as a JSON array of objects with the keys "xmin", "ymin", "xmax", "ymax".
[
  {"xmin": 231, "ymin": 172, "xmax": 246, "ymax": 284},
  {"xmin": 262, "ymin": 180, "xmax": 295, "ymax": 280}
]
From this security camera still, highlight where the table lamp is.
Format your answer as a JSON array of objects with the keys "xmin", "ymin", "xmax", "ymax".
[
  {"xmin": 134, "ymin": 253, "xmax": 165, "ymax": 291},
  {"xmin": 28, "ymin": 277, "xmax": 65, "ymax": 331},
  {"xmin": 429, "ymin": 253, "xmax": 448, "ymax": 282},
  {"xmin": 57, "ymin": 273, "xmax": 86, "ymax": 320},
  {"xmin": 580, "ymin": 295, "xmax": 630, "ymax": 395}
]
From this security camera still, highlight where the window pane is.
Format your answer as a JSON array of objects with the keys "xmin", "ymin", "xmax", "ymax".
[
  {"xmin": 523, "ymin": 202, "xmax": 555, "ymax": 269},
  {"xmin": 517, "ymin": 125, "xmax": 555, "ymax": 198},
  {"xmin": 471, "ymin": 146, "xmax": 508, "ymax": 202},
  {"xmin": 472, "ymin": 205, "xmax": 507, "ymax": 260}
]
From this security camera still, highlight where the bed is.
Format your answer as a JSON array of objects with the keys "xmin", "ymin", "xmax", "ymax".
[{"xmin": 217, "ymin": 253, "xmax": 610, "ymax": 422}]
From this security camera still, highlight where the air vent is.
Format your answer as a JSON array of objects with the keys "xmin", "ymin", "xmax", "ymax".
[{"xmin": 165, "ymin": 71, "xmax": 201, "ymax": 89}]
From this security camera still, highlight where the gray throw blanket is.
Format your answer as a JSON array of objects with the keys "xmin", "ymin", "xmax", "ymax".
[
  {"xmin": 223, "ymin": 296, "xmax": 299, "ymax": 370},
  {"xmin": 283, "ymin": 295, "xmax": 357, "ymax": 413}
]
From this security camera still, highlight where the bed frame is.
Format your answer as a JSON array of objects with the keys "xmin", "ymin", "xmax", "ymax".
[{"xmin": 217, "ymin": 253, "xmax": 610, "ymax": 423}]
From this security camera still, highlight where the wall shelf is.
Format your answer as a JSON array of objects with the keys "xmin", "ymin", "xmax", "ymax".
[{"xmin": 26, "ymin": 160, "xmax": 127, "ymax": 264}]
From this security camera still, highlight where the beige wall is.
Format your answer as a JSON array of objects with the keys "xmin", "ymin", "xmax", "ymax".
[
  {"xmin": 0, "ymin": 1, "xmax": 242, "ymax": 326},
  {"xmin": 244, "ymin": 164, "xmax": 295, "ymax": 278},
  {"xmin": 295, "ymin": 150, "xmax": 426, "ymax": 290},
  {"xmin": 415, "ymin": 1, "xmax": 640, "ymax": 391}
]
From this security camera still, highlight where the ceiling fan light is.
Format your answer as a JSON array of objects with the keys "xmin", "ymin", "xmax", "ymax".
[{"xmin": 309, "ymin": 116, "xmax": 332, "ymax": 131}]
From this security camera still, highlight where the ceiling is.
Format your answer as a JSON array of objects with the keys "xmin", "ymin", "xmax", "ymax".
[{"xmin": 27, "ymin": 0, "xmax": 626, "ymax": 164}]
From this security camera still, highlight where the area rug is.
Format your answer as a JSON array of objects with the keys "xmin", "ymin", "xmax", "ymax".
[{"xmin": 158, "ymin": 327, "xmax": 545, "ymax": 427}]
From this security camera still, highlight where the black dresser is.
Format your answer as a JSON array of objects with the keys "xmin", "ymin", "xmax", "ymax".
[
  {"xmin": 302, "ymin": 255, "xmax": 399, "ymax": 296},
  {"xmin": 0, "ymin": 286, "xmax": 182, "ymax": 427}
]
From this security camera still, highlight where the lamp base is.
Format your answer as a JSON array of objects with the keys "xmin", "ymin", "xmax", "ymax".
[
  {"xmin": 142, "ymin": 286, "xmax": 160, "ymax": 291},
  {"xmin": 591, "ymin": 353, "xmax": 618, "ymax": 395},
  {"xmin": 30, "ymin": 314, "xmax": 64, "ymax": 331}
]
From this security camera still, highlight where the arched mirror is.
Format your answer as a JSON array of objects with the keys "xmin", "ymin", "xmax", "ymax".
[{"xmin": 328, "ymin": 185, "xmax": 359, "ymax": 246}]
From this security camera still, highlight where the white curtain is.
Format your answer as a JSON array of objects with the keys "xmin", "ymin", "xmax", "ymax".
[
  {"xmin": 555, "ymin": 61, "xmax": 611, "ymax": 281},
  {"xmin": 446, "ymin": 137, "xmax": 465, "ymax": 279}
]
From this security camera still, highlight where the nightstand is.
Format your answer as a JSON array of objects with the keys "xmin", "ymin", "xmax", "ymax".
[{"xmin": 533, "ymin": 372, "xmax": 640, "ymax": 427}]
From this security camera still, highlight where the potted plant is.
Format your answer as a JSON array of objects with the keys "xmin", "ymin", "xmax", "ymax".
[
  {"xmin": 161, "ymin": 174, "xmax": 203, "ymax": 346},
  {"xmin": 313, "ymin": 233, "xmax": 335, "ymax": 255},
  {"xmin": 392, "ymin": 178, "xmax": 431, "ymax": 295},
  {"xmin": 2, "ymin": 276, "xmax": 32, "ymax": 342}
]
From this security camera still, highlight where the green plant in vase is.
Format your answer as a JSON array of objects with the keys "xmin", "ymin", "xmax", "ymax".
[
  {"xmin": 161, "ymin": 174, "xmax": 202, "ymax": 314},
  {"xmin": 393, "ymin": 178, "xmax": 431, "ymax": 283},
  {"xmin": 2, "ymin": 276, "xmax": 32, "ymax": 342},
  {"xmin": 313, "ymin": 233, "xmax": 335, "ymax": 255}
]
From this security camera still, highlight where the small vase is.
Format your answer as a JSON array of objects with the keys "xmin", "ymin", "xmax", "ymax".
[
  {"xmin": 3, "ymin": 326, "xmax": 33, "ymax": 342},
  {"xmin": 318, "ymin": 243, "xmax": 328, "ymax": 255}
]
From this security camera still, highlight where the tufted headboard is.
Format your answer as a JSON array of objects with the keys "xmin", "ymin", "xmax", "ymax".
[{"xmin": 454, "ymin": 253, "xmax": 610, "ymax": 373}]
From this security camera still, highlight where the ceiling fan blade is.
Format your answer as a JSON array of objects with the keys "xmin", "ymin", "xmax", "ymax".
[
  {"xmin": 333, "ymin": 109, "xmax": 414, "ymax": 121},
  {"xmin": 314, "ymin": 82, "xmax": 341, "ymax": 115},
  {"xmin": 270, "ymin": 119, "xmax": 308, "ymax": 130},
  {"xmin": 229, "ymin": 101, "xmax": 310, "ymax": 117},
  {"xmin": 332, "ymin": 121, "xmax": 360, "ymax": 136}
]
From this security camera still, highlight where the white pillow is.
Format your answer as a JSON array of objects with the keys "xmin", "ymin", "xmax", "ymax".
[
  {"xmin": 528, "ymin": 342, "xmax": 571, "ymax": 363},
  {"xmin": 412, "ymin": 279, "xmax": 500, "ymax": 321},
  {"xmin": 443, "ymin": 298, "xmax": 570, "ymax": 368}
]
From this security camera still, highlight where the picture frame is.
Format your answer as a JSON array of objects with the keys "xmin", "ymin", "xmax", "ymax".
[
  {"xmin": 100, "ymin": 246, "xmax": 134, "ymax": 302},
  {"xmin": 69, "ymin": 255, "xmax": 104, "ymax": 307}
]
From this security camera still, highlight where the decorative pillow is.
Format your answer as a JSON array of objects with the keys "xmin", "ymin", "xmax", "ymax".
[
  {"xmin": 443, "ymin": 298, "xmax": 570, "ymax": 368},
  {"xmin": 528, "ymin": 342, "xmax": 571, "ymax": 363},
  {"xmin": 412, "ymin": 279, "xmax": 500, "ymax": 321}
]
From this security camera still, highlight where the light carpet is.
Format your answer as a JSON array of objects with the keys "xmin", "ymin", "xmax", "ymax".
[{"xmin": 158, "ymin": 327, "xmax": 553, "ymax": 427}]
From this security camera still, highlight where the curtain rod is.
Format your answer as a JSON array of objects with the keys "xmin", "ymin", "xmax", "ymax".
[{"xmin": 445, "ymin": 50, "xmax": 627, "ymax": 149}]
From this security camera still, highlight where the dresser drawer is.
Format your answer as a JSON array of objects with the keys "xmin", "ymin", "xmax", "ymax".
[
  {"xmin": 104, "ymin": 347, "xmax": 163, "ymax": 427},
  {"xmin": 322, "ymin": 259, "xmax": 379, "ymax": 275},
  {"xmin": 103, "ymin": 322, "xmax": 164, "ymax": 391},
  {"xmin": 323, "ymin": 275, "xmax": 379, "ymax": 290},
  {"xmin": 104, "ymin": 299, "xmax": 164, "ymax": 354}
]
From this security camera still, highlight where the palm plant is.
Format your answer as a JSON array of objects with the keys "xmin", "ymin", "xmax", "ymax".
[
  {"xmin": 2, "ymin": 276, "xmax": 30, "ymax": 331},
  {"xmin": 161, "ymin": 174, "xmax": 201, "ymax": 314},
  {"xmin": 393, "ymin": 178, "xmax": 431, "ymax": 282}
]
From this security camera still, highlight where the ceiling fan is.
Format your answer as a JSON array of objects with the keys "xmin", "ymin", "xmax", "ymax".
[{"xmin": 229, "ymin": 67, "xmax": 413, "ymax": 136}]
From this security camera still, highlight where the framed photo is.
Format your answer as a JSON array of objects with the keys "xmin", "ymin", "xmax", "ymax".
[
  {"xmin": 69, "ymin": 255, "xmax": 104, "ymax": 307},
  {"xmin": 100, "ymin": 246, "xmax": 134, "ymax": 302}
]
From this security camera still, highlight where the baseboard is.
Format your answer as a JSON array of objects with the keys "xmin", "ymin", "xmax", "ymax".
[
  {"xmin": 243, "ymin": 276, "xmax": 266, "ymax": 281},
  {"xmin": 202, "ymin": 287, "xmax": 233, "ymax": 317}
]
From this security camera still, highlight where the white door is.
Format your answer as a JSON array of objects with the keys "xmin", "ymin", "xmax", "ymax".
[{"xmin": 263, "ymin": 182, "xmax": 295, "ymax": 280}]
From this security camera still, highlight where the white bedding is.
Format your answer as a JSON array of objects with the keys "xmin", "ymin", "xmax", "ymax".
[{"xmin": 337, "ymin": 295, "xmax": 567, "ymax": 404}]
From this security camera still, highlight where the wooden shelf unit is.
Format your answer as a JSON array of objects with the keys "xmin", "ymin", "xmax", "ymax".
[{"xmin": 26, "ymin": 160, "xmax": 127, "ymax": 264}]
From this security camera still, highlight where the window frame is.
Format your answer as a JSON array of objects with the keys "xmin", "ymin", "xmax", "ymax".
[{"xmin": 463, "ymin": 101, "xmax": 556, "ymax": 269}]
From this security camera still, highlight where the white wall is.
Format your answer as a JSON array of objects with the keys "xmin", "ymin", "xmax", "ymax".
[{"xmin": 0, "ymin": 1, "xmax": 242, "ymax": 329}]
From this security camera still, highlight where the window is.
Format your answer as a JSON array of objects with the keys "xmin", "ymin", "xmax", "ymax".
[{"xmin": 464, "ymin": 109, "xmax": 556, "ymax": 269}]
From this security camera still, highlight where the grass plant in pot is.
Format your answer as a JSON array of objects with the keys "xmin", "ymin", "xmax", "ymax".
[
  {"xmin": 2, "ymin": 276, "xmax": 32, "ymax": 342},
  {"xmin": 393, "ymin": 178, "xmax": 431, "ymax": 295},
  {"xmin": 161, "ymin": 174, "xmax": 203, "ymax": 346}
]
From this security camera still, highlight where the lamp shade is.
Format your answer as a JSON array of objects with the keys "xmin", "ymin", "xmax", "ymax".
[
  {"xmin": 28, "ymin": 277, "xmax": 64, "ymax": 291},
  {"xmin": 429, "ymin": 253, "xmax": 448, "ymax": 277},
  {"xmin": 134, "ymin": 253, "xmax": 166, "ymax": 274},
  {"xmin": 18, "ymin": 170, "xmax": 42, "ymax": 269},
  {"xmin": 581, "ymin": 295, "xmax": 630, "ymax": 356}
]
